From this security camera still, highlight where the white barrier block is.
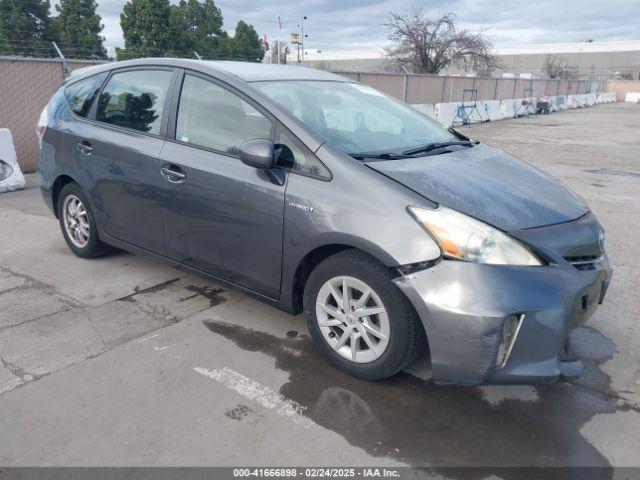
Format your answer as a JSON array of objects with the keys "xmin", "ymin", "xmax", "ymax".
[
  {"xmin": 411, "ymin": 103, "xmax": 435, "ymax": 118},
  {"xmin": 565, "ymin": 95, "xmax": 578, "ymax": 108},
  {"xmin": 596, "ymin": 92, "xmax": 616, "ymax": 103},
  {"xmin": 625, "ymin": 92, "xmax": 640, "ymax": 103},
  {"xmin": 549, "ymin": 95, "xmax": 564, "ymax": 111},
  {"xmin": 0, "ymin": 129, "xmax": 25, "ymax": 193},
  {"xmin": 500, "ymin": 99, "xmax": 517, "ymax": 119},
  {"xmin": 435, "ymin": 101, "xmax": 500, "ymax": 125},
  {"xmin": 501, "ymin": 98, "xmax": 537, "ymax": 118},
  {"xmin": 575, "ymin": 94, "xmax": 589, "ymax": 107},
  {"xmin": 434, "ymin": 102, "xmax": 462, "ymax": 125},
  {"xmin": 480, "ymin": 100, "xmax": 502, "ymax": 121},
  {"xmin": 586, "ymin": 93, "xmax": 597, "ymax": 106}
]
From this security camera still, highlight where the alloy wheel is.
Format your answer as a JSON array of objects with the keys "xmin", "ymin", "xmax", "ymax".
[
  {"xmin": 315, "ymin": 276, "xmax": 390, "ymax": 363},
  {"xmin": 62, "ymin": 194, "xmax": 90, "ymax": 248}
]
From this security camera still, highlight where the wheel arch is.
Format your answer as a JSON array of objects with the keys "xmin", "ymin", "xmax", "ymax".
[
  {"xmin": 288, "ymin": 239, "xmax": 400, "ymax": 315},
  {"xmin": 51, "ymin": 174, "xmax": 78, "ymax": 218}
]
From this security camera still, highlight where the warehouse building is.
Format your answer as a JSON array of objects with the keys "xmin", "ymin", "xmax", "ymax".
[{"xmin": 298, "ymin": 40, "xmax": 640, "ymax": 80}]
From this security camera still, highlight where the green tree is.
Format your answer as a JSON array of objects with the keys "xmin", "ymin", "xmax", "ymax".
[
  {"xmin": 220, "ymin": 21, "xmax": 264, "ymax": 62},
  {"xmin": 119, "ymin": 0, "xmax": 173, "ymax": 59},
  {"xmin": 55, "ymin": 0, "xmax": 106, "ymax": 59},
  {"xmin": 168, "ymin": 0, "xmax": 225, "ymax": 57},
  {"xmin": 118, "ymin": 0, "xmax": 264, "ymax": 61},
  {"xmin": 0, "ymin": 0, "xmax": 56, "ymax": 57}
]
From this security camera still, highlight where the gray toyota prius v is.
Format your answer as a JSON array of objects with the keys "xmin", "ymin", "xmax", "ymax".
[{"xmin": 37, "ymin": 59, "xmax": 613, "ymax": 385}]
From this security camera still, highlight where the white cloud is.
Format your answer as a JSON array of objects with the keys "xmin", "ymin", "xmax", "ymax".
[{"xmin": 68, "ymin": 0, "xmax": 640, "ymax": 50}]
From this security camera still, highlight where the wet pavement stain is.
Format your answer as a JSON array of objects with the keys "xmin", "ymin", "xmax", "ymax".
[
  {"xmin": 570, "ymin": 326, "xmax": 617, "ymax": 395},
  {"xmin": 203, "ymin": 320, "xmax": 619, "ymax": 478},
  {"xmin": 185, "ymin": 285, "xmax": 226, "ymax": 308},
  {"xmin": 225, "ymin": 404, "xmax": 253, "ymax": 421}
]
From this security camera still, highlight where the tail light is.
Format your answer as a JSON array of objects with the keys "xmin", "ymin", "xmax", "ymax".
[{"xmin": 36, "ymin": 105, "xmax": 50, "ymax": 147}]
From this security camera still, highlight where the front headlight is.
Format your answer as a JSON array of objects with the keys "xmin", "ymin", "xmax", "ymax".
[{"xmin": 408, "ymin": 205, "xmax": 542, "ymax": 266}]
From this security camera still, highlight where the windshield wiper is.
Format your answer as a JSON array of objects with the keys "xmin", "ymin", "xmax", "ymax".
[
  {"xmin": 402, "ymin": 140, "xmax": 477, "ymax": 156},
  {"xmin": 349, "ymin": 152, "xmax": 414, "ymax": 161}
]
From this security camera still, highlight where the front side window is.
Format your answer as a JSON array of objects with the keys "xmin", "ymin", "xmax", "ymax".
[
  {"xmin": 64, "ymin": 72, "xmax": 107, "ymax": 117},
  {"xmin": 176, "ymin": 75, "xmax": 272, "ymax": 155},
  {"xmin": 96, "ymin": 69, "xmax": 173, "ymax": 135},
  {"xmin": 276, "ymin": 127, "xmax": 330, "ymax": 179},
  {"xmin": 255, "ymin": 81, "xmax": 456, "ymax": 156}
]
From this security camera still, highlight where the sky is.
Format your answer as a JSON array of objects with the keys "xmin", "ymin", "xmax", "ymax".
[{"xmin": 59, "ymin": 0, "xmax": 640, "ymax": 52}]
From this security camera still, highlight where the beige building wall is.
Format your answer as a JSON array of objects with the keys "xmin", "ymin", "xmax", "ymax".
[{"xmin": 605, "ymin": 80, "xmax": 640, "ymax": 101}]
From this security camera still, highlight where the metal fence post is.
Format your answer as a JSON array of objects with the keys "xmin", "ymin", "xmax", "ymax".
[
  {"xmin": 52, "ymin": 42, "xmax": 69, "ymax": 79},
  {"xmin": 493, "ymin": 78, "xmax": 498, "ymax": 100},
  {"xmin": 403, "ymin": 73, "xmax": 409, "ymax": 103},
  {"xmin": 400, "ymin": 66, "xmax": 409, "ymax": 103}
]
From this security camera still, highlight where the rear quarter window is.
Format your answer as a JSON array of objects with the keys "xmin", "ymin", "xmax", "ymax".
[{"xmin": 64, "ymin": 72, "xmax": 108, "ymax": 118}]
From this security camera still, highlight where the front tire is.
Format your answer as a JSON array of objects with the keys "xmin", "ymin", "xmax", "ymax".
[
  {"xmin": 303, "ymin": 250, "xmax": 424, "ymax": 380},
  {"xmin": 57, "ymin": 182, "xmax": 109, "ymax": 258}
]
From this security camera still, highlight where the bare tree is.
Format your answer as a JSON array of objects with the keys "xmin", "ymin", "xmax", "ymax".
[
  {"xmin": 269, "ymin": 40, "xmax": 289, "ymax": 64},
  {"xmin": 542, "ymin": 54, "xmax": 579, "ymax": 79},
  {"xmin": 385, "ymin": 10, "xmax": 501, "ymax": 75}
]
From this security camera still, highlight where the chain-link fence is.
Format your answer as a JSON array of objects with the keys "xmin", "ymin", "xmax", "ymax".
[
  {"xmin": 0, "ymin": 56, "xmax": 105, "ymax": 172},
  {"xmin": 0, "ymin": 56, "xmax": 625, "ymax": 173},
  {"xmin": 332, "ymin": 71, "xmax": 599, "ymax": 104}
]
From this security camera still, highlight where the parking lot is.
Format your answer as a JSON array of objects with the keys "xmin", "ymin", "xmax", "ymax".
[{"xmin": 1, "ymin": 102, "xmax": 639, "ymax": 471}]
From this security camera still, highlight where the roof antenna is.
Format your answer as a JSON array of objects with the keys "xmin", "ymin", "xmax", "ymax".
[{"xmin": 194, "ymin": 51, "xmax": 202, "ymax": 60}]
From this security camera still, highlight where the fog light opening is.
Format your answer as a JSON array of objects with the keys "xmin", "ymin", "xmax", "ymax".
[{"xmin": 496, "ymin": 314, "xmax": 524, "ymax": 368}]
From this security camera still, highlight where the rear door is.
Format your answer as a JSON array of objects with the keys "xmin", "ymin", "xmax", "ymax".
[
  {"xmin": 80, "ymin": 67, "xmax": 176, "ymax": 254},
  {"xmin": 158, "ymin": 71, "xmax": 285, "ymax": 298}
]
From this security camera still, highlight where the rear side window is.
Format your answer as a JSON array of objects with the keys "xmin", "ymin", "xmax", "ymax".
[
  {"xmin": 176, "ymin": 74, "xmax": 272, "ymax": 155},
  {"xmin": 64, "ymin": 72, "xmax": 107, "ymax": 117},
  {"xmin": 96, "ymin": 69, "xmax": 173, "ymax": 135}
]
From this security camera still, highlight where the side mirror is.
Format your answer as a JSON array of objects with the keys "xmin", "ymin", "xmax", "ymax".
[{"xmin": 239, "ymin": 139, "xmax": 275, "ymax": 169}]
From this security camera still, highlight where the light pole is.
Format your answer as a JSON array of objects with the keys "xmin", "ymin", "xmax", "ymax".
[{"xmin": 297, "ymin": 16, "xmax": 308, "ymax": 66}]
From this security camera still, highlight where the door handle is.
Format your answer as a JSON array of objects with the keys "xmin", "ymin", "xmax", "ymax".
[
  {"xmin": 161, "ymin": 165, "xmax": 186, "ymax": 183},
  {"xmin": 77, "ymin": 141, "xmax": 93, "ymax": 155}
]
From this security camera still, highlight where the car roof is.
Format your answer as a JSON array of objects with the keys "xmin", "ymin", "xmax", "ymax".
[{"xmin": 68, "ymin": 58, "xmax": 349, "ymax": 83}]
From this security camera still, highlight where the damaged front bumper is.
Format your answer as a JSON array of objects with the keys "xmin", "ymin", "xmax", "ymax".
[{"xmin": 393, "ymin": 255, "xmax": 612, "ymax": 385}]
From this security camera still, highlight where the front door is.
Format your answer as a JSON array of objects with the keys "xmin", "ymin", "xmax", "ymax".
[
  {"xmin": 159, "ymin": 73, "xmax": 285, "ymax": 298},
  {"xmin": 83, "ymin": 67, "xmax": 175, "ymax": 254}
]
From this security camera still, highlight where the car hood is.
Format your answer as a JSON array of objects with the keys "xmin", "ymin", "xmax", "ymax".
[{"xmin": 366, "ymin": 143, "xmax": 588, "ymax": 231}]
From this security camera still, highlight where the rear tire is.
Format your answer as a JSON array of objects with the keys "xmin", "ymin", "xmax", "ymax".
[
  {"xmin": 303, "ymin": 250, "xmax": 425, "ymax": 380},
  {"xmin": 57, "ymin": 182, "xmax": 109, "ymax": 258}
]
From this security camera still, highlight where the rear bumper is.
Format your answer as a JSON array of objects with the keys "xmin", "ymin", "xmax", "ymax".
[{"xmin": 393, "ymin": 256, "xmax": 612, "ymax": 385}]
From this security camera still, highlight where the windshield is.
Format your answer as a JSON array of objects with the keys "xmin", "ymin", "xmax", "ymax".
[{"xmin": 254, "ymin": 80, "xmax": 456, "ymax": 156}]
